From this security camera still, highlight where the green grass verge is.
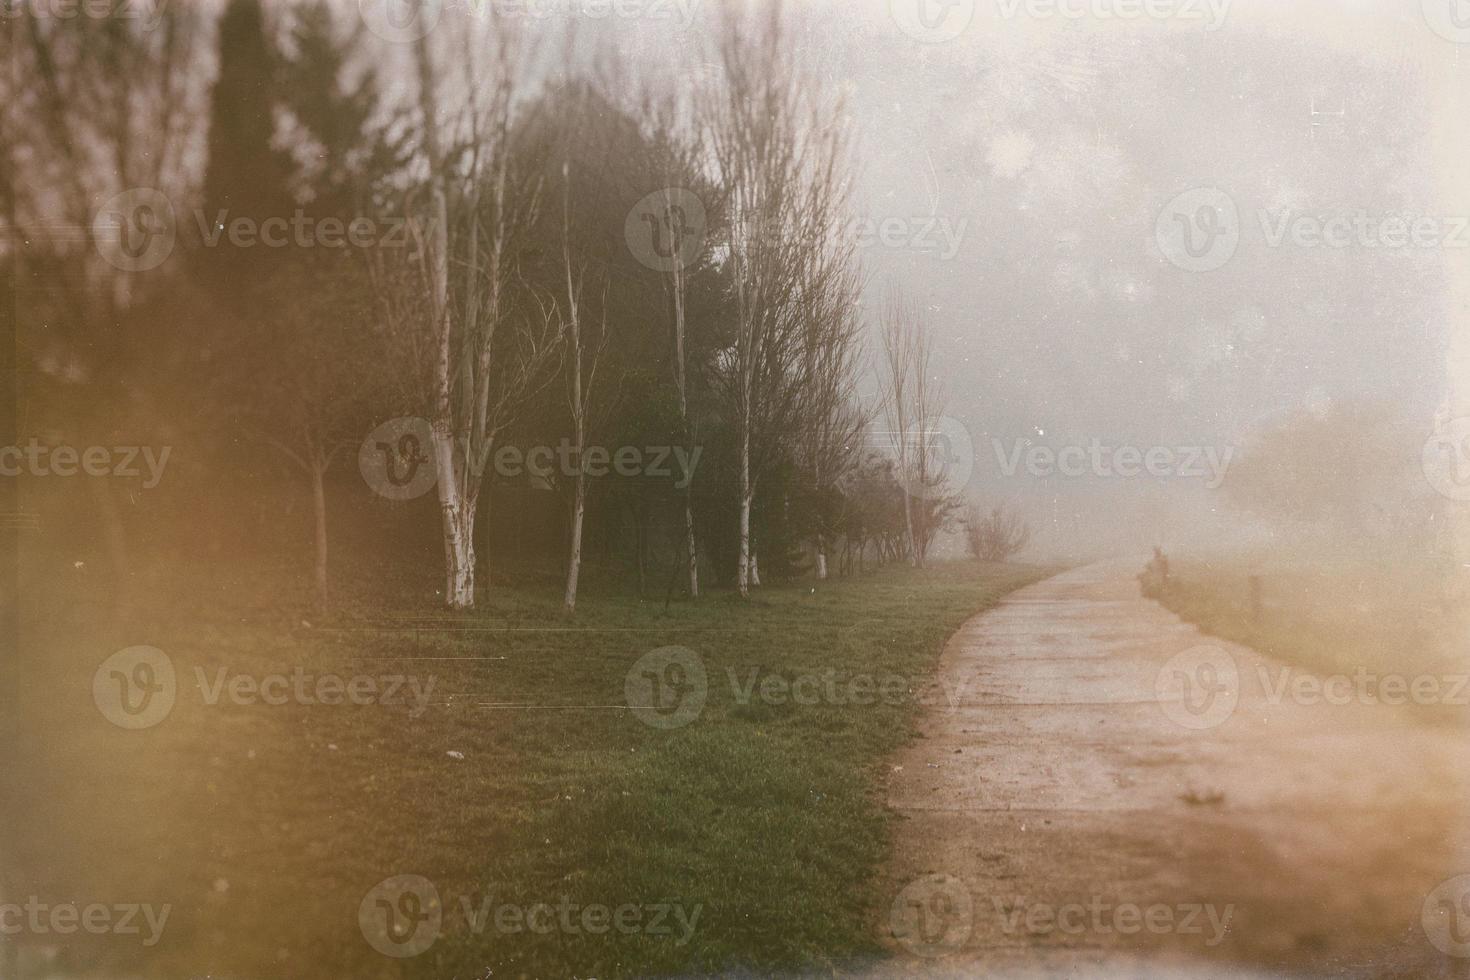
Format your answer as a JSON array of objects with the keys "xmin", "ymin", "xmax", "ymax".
[
  {"xmin": 8, "ymin": 554, "xmax": 1053, "ymax": 979},
  {"xmin": 1145, "ymin": 554, "xmax": 1463, "ymax": 723}
]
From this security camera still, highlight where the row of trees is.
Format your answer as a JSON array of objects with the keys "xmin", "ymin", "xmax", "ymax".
[{"xmin": 7, "ymin": 0, "xmax": 991, "ymax": 613}]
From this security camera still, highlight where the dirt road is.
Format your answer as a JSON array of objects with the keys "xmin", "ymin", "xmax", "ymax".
[{"xmin": 871, "ymin": 560, "xmax": 1470, "ymax": 979}]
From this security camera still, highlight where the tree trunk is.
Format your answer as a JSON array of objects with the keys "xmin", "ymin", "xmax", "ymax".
[
  {"xmin": 87, "ymin": 477, "xmax": 130, "ymax": 615},
  {"xmin": 815, "ymin": 548, "xmax": 828, "ymax": 581},
  {"xmin": 737, "ymin": 426, "xmax": 751, "ymax": 597},
  {"xmin": 563, "ymin": 474, "xmax": 585, "ymax": 614},
  {"xmin": 310, "ymin": 462, "xmax": 329, "ymax": 611},
  {"xmin": 749, "ymin": 552, "xmax": 761, "ymax": 587},
  {"xmin": 431, "ymin": 424, "xmax": 477, "ymax": 609},
  {"xmin": 684, "ymin": 496, "xmax": 699, "ymax": 599},
  {"xmin": 901, "ymin": 484, "xmax": 917, "ymax": 568}
]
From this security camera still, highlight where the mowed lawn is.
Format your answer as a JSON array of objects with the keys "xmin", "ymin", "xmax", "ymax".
[{"xmin": 7, "ymin": 547, "xmax": 1053, "ymax": 979}]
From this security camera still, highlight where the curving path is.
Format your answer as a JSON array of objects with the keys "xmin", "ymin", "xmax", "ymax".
[{"xmin": 868, "ymin": 559, "xmax": 1470, "ymax": 979}]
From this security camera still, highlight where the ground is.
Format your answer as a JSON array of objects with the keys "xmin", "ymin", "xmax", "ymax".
[
  {"xmin": 870, "ymin": 559, "xmax": 1469, "ymax": 979},
  {"xmin": 4, "ymin": 550, "xmax": 1052, "ymax": 979}
]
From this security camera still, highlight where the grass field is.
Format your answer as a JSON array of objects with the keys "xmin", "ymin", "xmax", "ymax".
[
  {"xmin": 5, "ymin": 547, "xmax": 1053, "ymax": 978},
  {"xmin": 1144, "ymin": 552, "xmax": 1466, "ymax": 724}
]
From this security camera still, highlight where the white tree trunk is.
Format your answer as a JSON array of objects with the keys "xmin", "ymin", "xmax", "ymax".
[
  {"xmin": 815, "ymin": 549, "xmax": 828, "ymax": 581},
  {"xmin": 737, "ymin": 427, "xmax": 751, "ymax": 597},
  {"xmin": 310, "ymin": 463, "xmax": 329, "ymax": 610},
  {"xmin": 564, "ymin": 475, "xmax": 585, "ymax": 614},
  {"xmin": 684, "ymin": 497, "xmax": 699, "ymax": 599},
  {"xmin": 431, "ymin": 424, "xmax": 476, "ymax": 609},
  {"xmin": 750, "ymin": 552, "xmax": 761, "ymax": 587}
]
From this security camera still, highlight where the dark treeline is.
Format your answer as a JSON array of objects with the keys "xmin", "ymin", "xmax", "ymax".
[{"xmin": 8, "ymin": 0, "xmax": 976, "ymax": 614}]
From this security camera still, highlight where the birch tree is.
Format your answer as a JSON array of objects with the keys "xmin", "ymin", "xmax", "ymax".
[
  {"xmin": 557, "ymin": 159, "xmax": 612, "ymax": 615},
  {"xmin": 390, "ymin": 19, "xmax": 559, "ymax": 608},
  {"xmin": 704, "ymin": 1, "xmax": 854, "ymax": 596}
]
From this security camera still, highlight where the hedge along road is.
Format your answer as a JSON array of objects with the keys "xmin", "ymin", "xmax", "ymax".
[{"xmin": 867, "ymin": 559, "xmax": 1470, "ymax": 979}]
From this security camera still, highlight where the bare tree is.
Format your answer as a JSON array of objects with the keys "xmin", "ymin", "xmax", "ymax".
[
  {"xmin": 878, "ymin": 282, "xmax": 923, "ymax": 567},
  {"xmin": 649, "ymin": 111, "xmax": 705, "ymax": 600},
  {"xmin": 965, "ymin": 502, "xmax": 1032, "ymax": 562},
  {"xmin": 387, "ymin": 19, "xmax": 560, "ymax": 608},
  {"xmin": 556, "ymin": 155, "xmax": 613, "ymax": 615},
  {"xmin": 797, "ymin": 232, "xmax": 867, "ymax": 581},
  {"xmin": 704, "ymin": 0, "xmax": 854, "ymax": 596}
]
